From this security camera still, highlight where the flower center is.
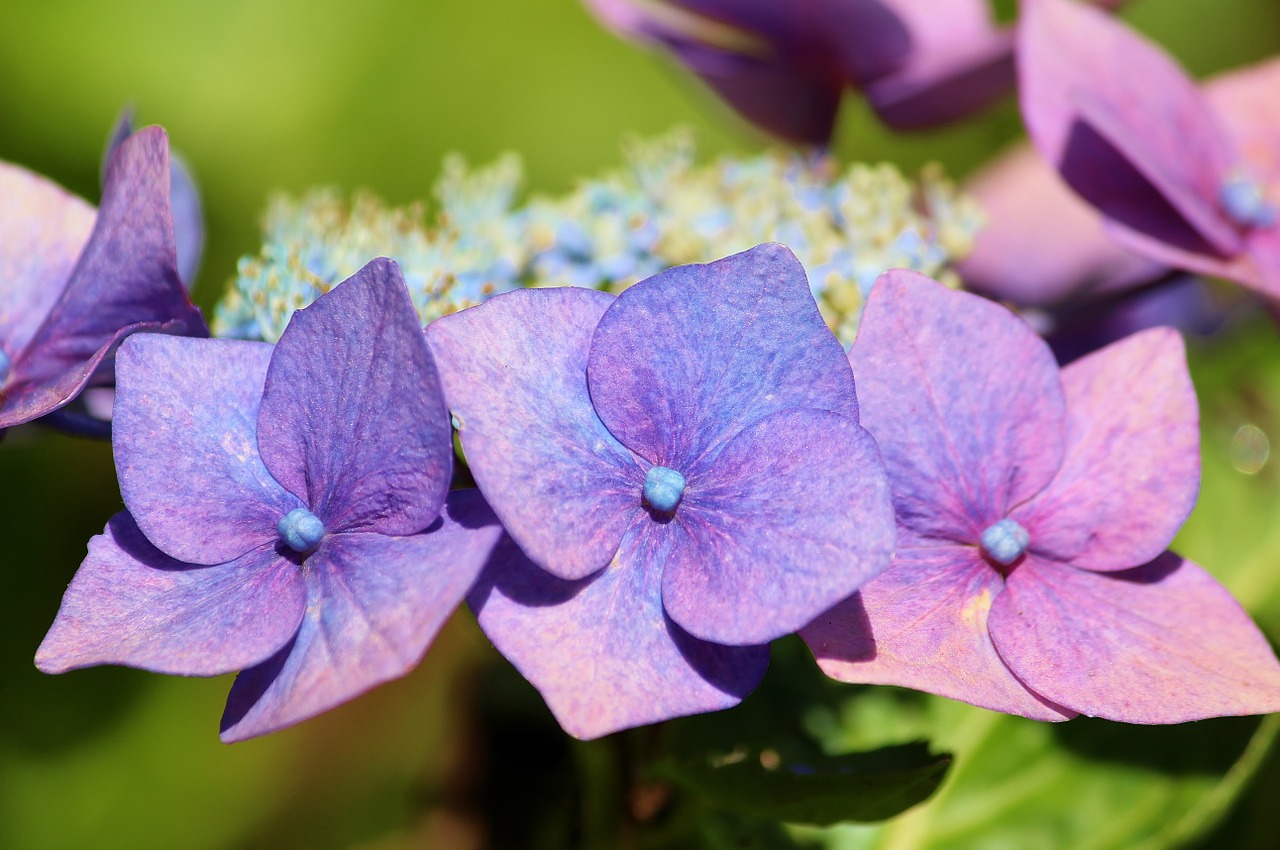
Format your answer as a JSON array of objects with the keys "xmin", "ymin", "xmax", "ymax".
[
  {"xmin": 1219, "ymin": 172, "xmax": 1277, "ymax": 229},
  {"xmin": 980, "ymin": 518, "xmax": 1029, "ymax": 567},
  {"xmin": 643, "ymin": 465, "xmax": 686, "ymax": 513},
  {"xmin": 278, "ymin": 507, "xmax": 325, "ymax": 553}
]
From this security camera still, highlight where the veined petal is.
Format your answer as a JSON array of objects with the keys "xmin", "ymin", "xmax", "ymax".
[
  {"xmin": 36, "ymin": 512, "xmax": 305, "ymax": 677},
  {"xmin": 588, "ymin": 243, "xmax": 857, "ymax": 473},
  {"xmin": 850, "ymin": 271, "xmax": 1065, "ymax": 544},
  {"xmin": 219, "ymin": 491, "xmax": 503, "ymax": 742},
  {"xmin": 426, "ymin": 287, "xmax": 641, "ymax": 581},
  {"xmin": 114, "ymin": 334, "xmax": 299, "ymax": 565},
  {"xmin": 661, "ymin": 408, "xmax": 894, "ymax": 645},
  {"xmin": 802, "ymin": 546, "xmax": 1072, "ymax": 721},
  {"xmin": 0, "ymin": 126, "xmax": 207, "ymax": 428},
  {"xmin": 470, "ymin": 521, "xmax": 768, "ymax": 740},
  {"xmin": 258, "ymin": 259, "xmax": 452, "ymax": 535},
  {"xmin": 989, "ymin": 553, "xmax": 1280, "ymax": 723},
  {"xmin": 1013, "ymin": 327, "xmax": 1199, "ymax": 570}
]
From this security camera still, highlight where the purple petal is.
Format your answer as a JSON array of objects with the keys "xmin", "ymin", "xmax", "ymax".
[
  {"xmin": 990, "ymin": 553, "xmax": 1280, "ymax": 723},
  {"xmin": 802, "ymin": 547, "xmax": 1072, "ymax": 721},
  {"xmin": 36, "ymin": 511, "xmax": 305, "ymax": 677},
  {"xmin": 957, "ymin": 144, "xmax": 1166, "ymax": 307},
  {"xmin": 0, "ymin": 126, "xmax": 207, "ymax": 428},
  {"xmin": 661, "ymin": 408, "xmax": 894, "ymax": 645},
  {"xmin": 1013, "ymin": 327, "xmax": 1199, "ymax": 570},
  {"xmin": 850, "ymin": 271, "xmax": 1065, "ymax": 544},
  {"xmin": 114, "ymin": 334, "xmax": 299, "ymax": 565},
  {"xmin": 589, "ymin": 244, "xmax": 857, "ymax": 473},
  {"xmin": 257, "ymin": 259, "xmax": 452, "ymax": 535},
  {"xmin": 470, "ymin": 520, "xmax": 768, "ymax": 740},
  {"xmin": 219, "ymin": 491, "xmax": 503, "ymax": 741},
  {"xmin": 0, "ymin": 161, "xmax": 94, "ymax": 363},
  {"xmin": 1018, "ymin": 0, "xmax": 1239, "ymax": 262},
  {"xmin": 426, "ymin": 287, "xmax": 642, "ymax": 581}
]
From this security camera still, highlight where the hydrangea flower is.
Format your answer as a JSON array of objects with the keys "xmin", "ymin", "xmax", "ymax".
[
  {"xmin": 426, "ymin": 243, "xmax": 896, "ymax": 738},
  {"xmin": 1019, "ymin": 0, "xmax": 1280, "ymax": 296},
  {"xmin": 36, "ymin": 258, "xmax": 502, "ymax": 742},
  {"xmin": 802, "ymin": 271, "xmax": 1280, "ymax": 722},
  {"xmin": 0, "ymin": 126, "xmax": 207, "ymax": 430}
]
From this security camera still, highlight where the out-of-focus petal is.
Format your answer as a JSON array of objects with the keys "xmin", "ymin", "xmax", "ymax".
[
  {"xmin": 802, "ymin": 546, "xmax": 1072, "ymax": 721},
  {"xmin": 851, "ymin": 271, "xmax": 1065, "ymax": 544},
  {"xmin": 0, "ymin": 127, "xmax": 207, "ymax": 428},
  {"xmin": 470, "ymin": 521, "xmax": 769, "ymax": 740},
  {"xmin": 114, "ymin": 334, "xmax": 299, "ymax": 566},
  {"xmin": 219, "ymin": 491, "xmax": 503, "ymax": 742},
  {"xmin": 990, "ymin": 553, "xmax": 1280, "ymax": 723},
  {"xmin": 661, "ymin": 408, "xmax": 894, "ymax": 645},
  {"xmin": 1014, "ymin": 328, "xmax": 1199, "ymax": 570},
  {"xmin": 258, "ymin": 259, "xmax": 452, "ymax": 535},
  {"xmin": 958, "ymin": 144, "xmax": 1165, "ymax": 307},
  {"xmin": 427, "ymin": 287, "xmax": 641, "ymax": 581},
  {"xmin": 0, "ymin": 162, "xmax": 94, "ymax": 360},
  {"xmin": 588, "ymin": 243, "xmax": 856, "ymax": 473},
  {"xmin": 35, "ymin": 511, "xmax": 305, "ymax": 677}
]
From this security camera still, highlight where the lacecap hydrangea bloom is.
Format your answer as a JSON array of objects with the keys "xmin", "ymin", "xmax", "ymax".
[
  {"xmin": 426, "ymin": 243, "xmax": 896, "ymax": 738},
  {"xmin": 0, "ymin": 126, "xmax": 206, "ymax": 430},
  {"xmin": 37, "ymin": 259, "xmax": 502, "ymax": 741},
  {"xmin": 802, "ymin": 271, "xmax": 1280, "ymax": 722}
]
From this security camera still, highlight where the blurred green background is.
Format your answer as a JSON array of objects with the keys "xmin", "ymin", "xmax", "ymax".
[{"xmin": 4, "ymin": 1, "xmax": 1280, "ymax": 848}]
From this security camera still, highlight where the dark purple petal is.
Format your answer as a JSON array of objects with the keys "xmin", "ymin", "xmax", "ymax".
[
  {"xmin": 1013, "ymin": 328, "xmax": 1199, "ymax": 570},
  {"xmin": 35, "ymin": 511, "xmax": 305, "ymax": 676},
  {"xmin": 114, "ymin": 334, "xmax": 300, "ymax": 565},
  {"xmin": 470, "ymin": 520, "xmax": 768, "ymax": 740},
  {"xmin": 0, "ymin": 126, "xmax": 207, "ymax": 429},
  {"xmin": 850, "ymin": 271, "xmax": 1065, "ymax": 544},
  {"xmin": 1018, "ymin": 0, "xmax": 1240, "ymax": 264},
  {"xmin": 990, "ymin": 553, "xmax": 1280, "ymax": 723},
  {"xmin": 802, "ymin": 547, "xmax": 1072, "ymax": 721},
  {"xmin": 426, "ymin": 287, "xmax": 642, "ymax": 581},
  {"xmin": 661, "ymin": 408, "xmax": 894, "ymax": 645},
  {"xmin": 0, "ymin": 161, "xmax": 94, "ymax": 364},
  {"xmin": 589, "ymin": 243, "xmax": 857, "ymax": 474},
  {"xmin": 219, "ymin": 491, "xmax": 503, "ymax": 741},
  {"xmin": 257, "ymin": 259, "xmax": 452, "ymax": 535}
]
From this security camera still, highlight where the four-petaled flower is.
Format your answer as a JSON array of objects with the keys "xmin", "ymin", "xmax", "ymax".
[
  {"xmin": 426, "ymin": 243, "xmax": 895, "ymax": 738},
  {"xmin": 36, "ymin": 258, "xmax": 502, "ymax": 741},
  {"xmin": 803, "ymin": 271, "xmax": 1280, "ymax": 722}
]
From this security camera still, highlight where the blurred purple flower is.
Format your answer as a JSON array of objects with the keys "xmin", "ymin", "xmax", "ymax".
[
  {"xmin": 1019, "ymin": 0, "xmax": 1280, "ymax": 297},
  {"xmin": 37, "ymin": 259, "xmax": 502, "ymax": 742},
  {"xmin": 0, "ymin": 126, "xmax": 207, "ymax": 432},
  {"xmin": 803, "ymin": 272, "xmax": 1280, "ymax": 722},
  {"xmin": 427, "ymin": 243, "xmax": 895, "ymax": 738}
]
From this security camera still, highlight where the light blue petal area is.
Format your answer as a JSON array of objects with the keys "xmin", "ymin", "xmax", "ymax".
[
  {"xmin": 990, "ymin": 553, "xmax": 1280, "ymax": 723},
  {"xmin": 0, "ymin": 127, "xmax": 207, "ymax": 429},
  {"xmin": 469, "ymin": 520, "xmax": 769, "ymax": 740},
  {"xmin": 801, "ymin": 546, "xmax": 1073, "ymax": 721},
  {"xmin": 219, "ymin": 491, "xmax": 504, "ymax": 742},
  {"xmin": 587, "ymin": 243, "xmax": 857, "ymax": 472},
  {"xmin": 0, "ymin": 159, "xmax": 93, "ymax": 365},
  {"xmin": 168, "ymin": 152, "xmax": 205, "ymax": 289},
  {"xmin": 35, "ymin": 511, "xmax": 305, "ymax": 677},
  {"xmin": 1013, "ymin": 328, "xmax": 1200, "ymax": 571},
  {"xmin": 850, "ymin": 271, "xmax": 1066, "ymax": 545},
  {"xmin": 257, "ymin": 258, "xmax": 452, "ymax": 535},
  {"xmin": 661, "ymin": 408, "xmax": 895, "ymax": 646},
  {"xmin": 426, "ymin": 287, "xmax": 643, "ymax": 581},
  {"xmin": 113, "ymin": 334, "xmax": 301, "ymax": 566}
]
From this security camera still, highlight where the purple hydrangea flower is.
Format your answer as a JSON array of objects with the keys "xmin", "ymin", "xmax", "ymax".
[
  {"xmin": 0, "ymin": 126, "xmax": 207, "ymax": 431},
  {"xmin": 1018, "ymin": 0, "xmax": 1280, "ymax": 297},
  {"xmin": 426, "ymin": 243, "xmax": 895, "ymax": 738},
  {"xmin": 802, "ymin": 271, "xmax": 1280, "ymax": 722},
  {"xmin": 36, "ymin": 258, "xmax": 502, "ymax": 742}
]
